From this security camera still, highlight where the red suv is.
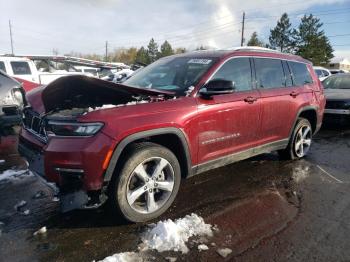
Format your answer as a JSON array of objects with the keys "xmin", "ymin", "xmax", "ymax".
[{"xmin": 19, "ymin": 47, "xmax": 325, "ymax": 222}]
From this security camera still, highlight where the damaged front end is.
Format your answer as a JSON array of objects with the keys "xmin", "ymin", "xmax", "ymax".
[{"xmin": 19, "ymin": 75, "xmax": 175, "ymax": 212}]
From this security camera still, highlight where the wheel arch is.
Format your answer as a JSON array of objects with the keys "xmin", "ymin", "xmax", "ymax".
[
  {"xmin": 103, "ymin": 128, "xmax": 193, "ymax": 184},
  {"xmin": 289, "ymin": 105, "xmax": 318, "ymax": 139}
]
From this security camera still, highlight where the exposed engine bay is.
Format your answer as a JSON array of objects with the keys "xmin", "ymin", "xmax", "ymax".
[
  {"xmin": 41, "ymin": 75, "xmax": 176, "ymax": 115},
  {"xmin": 23, "ymin": 75, "xmax": 176, "ymax": 142}
]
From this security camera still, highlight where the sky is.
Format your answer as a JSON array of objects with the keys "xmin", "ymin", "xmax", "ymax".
[{"xmin": 0, "ymin": 0, "xmax": 350, "ymax": 59}]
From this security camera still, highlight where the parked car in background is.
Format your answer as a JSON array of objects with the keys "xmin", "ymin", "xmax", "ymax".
[
  {"xmin": 313, "ymin": 66, "xmax": 331, "ymax": 81},
  {"xmin": 323, "ymin": 74, "xmax": 350, "ymax": 123},
  {"xmin": 330, "ymin": 69, "xmax": 349, "ymax": 75},
  {"xmin": 0, "ymin": 70, "xmax": 26, "ymax": 134},
  {"xmin": 74, "ymin": 66, "xmax": 99, "ymax": 77},
  {"xmin": 19, "ymin": 47, "xmax": 325, "ymax": 222}
]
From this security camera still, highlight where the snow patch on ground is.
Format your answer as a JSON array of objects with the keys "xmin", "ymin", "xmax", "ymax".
[
  {"xmin": 99, "ymin": 252, "xmax": 142, "ymax": 262},
  {"xmin": 0, "ymin": 169, "xmax": 33, "ymax": 182},
  {"xmin": 99, "ymin": 213, "xmax": 214, "ymax": 261},
  {"xmin": 140, "ymin": 213, "xmax": 213, "ymax": 254},
  {"xmin": 197, "ymin": 244, "xmax": 209, "ymax": 251},
  {"xmin": 217, "ymin": 248, "xmax": 232, "ymax": 258}
]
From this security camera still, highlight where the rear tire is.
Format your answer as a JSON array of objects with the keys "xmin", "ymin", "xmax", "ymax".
[
  {"xmin": 278, "ymin": 118, "xmax": 313, "ymax": 160},
  {"xmin": 109, "ymin": 142, "xmax": 181, "ymax": 223}
]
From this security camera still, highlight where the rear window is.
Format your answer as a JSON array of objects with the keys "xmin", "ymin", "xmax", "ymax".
[
  {"xmin": 315, "ymin": 69, "xmax": 323, "ymax": 77},
  {"xmin": 11, "ymin": 61, "xmax": 32, "ymax": 75},
  {"xmin": 0, "ymin": 61, "xmax": 6, "ymax": 73},
  {"xmin": 289, "ymin": 61, "xmax": 313, "ymax": 86},
  {"xmin": 323, "ymin": 75, "xmax": 350, "ymax": 89},
  {"xmin": 322, "ymin": 70, "xmax": 330, "ymax": 77},
  {"xmin": 255, "ymin": 58, "xmax": 285, "ymax": 89}
]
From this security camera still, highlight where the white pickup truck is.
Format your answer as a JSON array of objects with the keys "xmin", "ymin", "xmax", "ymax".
[{"xmin": 0, "ymin": 56, "xmax": 86, "ymax": 91}]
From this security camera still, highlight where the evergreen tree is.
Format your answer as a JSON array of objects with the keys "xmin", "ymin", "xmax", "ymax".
[
  {"xmin": 135, "ymin": 46, "xmax": 149, "ymax": 65},
  {"xmin": 160, "ymin": 40, "xmax": 174, "ymax": 57},
  {"xmin": 147, "ymin": 38, "xmax": 159, "ymax": 63},
  {"xmin": 294, "ymin": 14, "xmax": 334, "ymax": 65},
  {"xmin": 175, "ymin": 47, "xmax": 186, "ymax": 54},
  {"xmin": 269, "ymin": 13, "xmax": 294, "ymax": 52},
  {"xmin": 196, "ymin": 45, "xmax": 207, "ymax": 50},
  {"xmin": 247, "ymin": 32, "xmax": 264, "ymax": 47}
]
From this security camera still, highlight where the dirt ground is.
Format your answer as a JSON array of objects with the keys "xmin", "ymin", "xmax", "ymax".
[{"xmin": 0, "ymin": 124, "xmax": 350, "ymax": 262}]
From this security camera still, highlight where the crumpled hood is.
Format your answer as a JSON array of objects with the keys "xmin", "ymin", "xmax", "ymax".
[
  {"xmin": 39, "ymin": 75, "xmax": 175, "ymax": 113},
  {"xmin": 324, "ymin": 89, "xmax": 350, "ymax": 100}
]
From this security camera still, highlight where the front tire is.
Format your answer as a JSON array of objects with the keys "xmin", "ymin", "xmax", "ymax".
[
  {"xmin": 109, "ymin": 142, "xmax": 181, "ymax": 222},
  {"xmin": 278, "ymin": 118, "xmax": 313, "ymax": 160}
]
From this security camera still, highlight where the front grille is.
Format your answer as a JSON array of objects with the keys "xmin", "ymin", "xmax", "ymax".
[
  {"xmin": 2, "ymin": 106, "xmax": 19, "ymax": 116},
  {"xmin": 326, "ymin": 100, "xmax": 350, "ymax": 110},
  {"xmin": 23, "ymin": 109, "xmax": 47, "ymax": 142}
]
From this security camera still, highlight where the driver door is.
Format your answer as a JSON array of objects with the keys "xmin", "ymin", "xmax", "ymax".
[{"xmin": 195, "ymin": 57, "xmax": 261, "ymax": 165}]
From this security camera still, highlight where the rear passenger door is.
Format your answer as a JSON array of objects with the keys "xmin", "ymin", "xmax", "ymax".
[{"xmin": 254, "ymin": 58, "xmax": 299, "ymax": 143}]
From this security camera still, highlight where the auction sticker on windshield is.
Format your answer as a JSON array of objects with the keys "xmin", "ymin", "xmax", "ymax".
[{"xmin": 188, "ymin": 59, "xmax": 212, "ymax": 64}]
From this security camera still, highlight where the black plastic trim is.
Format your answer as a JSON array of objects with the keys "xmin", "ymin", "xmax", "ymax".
[
  {"xmin": 103, "ymin": 127, "xmax": 192, "ymax": 183},
  {"xmin": 192, "ymin": 139, "xmax": 289, "ymax": 175}
]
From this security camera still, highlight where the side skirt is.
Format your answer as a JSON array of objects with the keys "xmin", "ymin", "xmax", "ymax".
[{"xmin": 191, "ymin": 139, "xmax": 289, "ymax": 176}]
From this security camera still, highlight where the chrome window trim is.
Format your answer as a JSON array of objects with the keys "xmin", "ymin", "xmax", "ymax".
[{"xmin": 204, "ymin": 55, "xmax": 311, "ymax": 86}]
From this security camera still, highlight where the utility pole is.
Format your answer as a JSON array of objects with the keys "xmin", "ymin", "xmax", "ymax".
[
  {"xmin": 240, "ymin": 12, "xmax": 245, "ymax": 47},
  {"xmin": 9, "ymin": 20, "xmax": 14, "ymax": 55},
  {"xmin": 105, "ymin": 41, "xmax": 108, "ymax": 62}
]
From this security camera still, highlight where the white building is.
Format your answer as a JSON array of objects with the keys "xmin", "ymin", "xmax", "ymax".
[{"xmin": 327, "ymin": 57, "xmax": 350, "ymax": 71}]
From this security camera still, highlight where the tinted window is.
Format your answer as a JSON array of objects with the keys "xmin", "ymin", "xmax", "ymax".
[
  {"xmin": 11, "ymin": 61, "xmax": 32, "ymax": 75},
  {"xmin": 255, "ymin": 58, "xmax": 285, "ymax": 88},
  {"xmin": 211, "ymin": 57, "xmax": 252, "ymax": 91},
  {"xmin": 289, "ymin": 61, "xmax": 312, "ymax": 86},
  {"xmin": 322, "ymin": 70, "xmax": 330, "ymax": 77},
  {"xmin": 322, "ymin": 75, "xmax": 350, "ymax": 89},
  {"xmin": 315, "ymin": 69, "xmax": 323, "ymax": 77},
  {"xmin": 0, "ymin": 61, "xmax": 6, "ymax": 73}
]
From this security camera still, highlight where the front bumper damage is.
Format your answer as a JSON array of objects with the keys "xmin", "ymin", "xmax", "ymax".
[{"xmin": 18, "ymin": 140, "xmax": 108, "ymax": 213}]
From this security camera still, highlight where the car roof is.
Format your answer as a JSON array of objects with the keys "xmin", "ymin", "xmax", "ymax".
[
  {"xmin": 327, "ymin": 73, "xmax": 350, "ymax": 78},
  {"xmin": 313, "ymin": 66, "xmax": 329, "ymax": 70},
  {"xmin": 171, "ymin": 47, "xmax": 311, "ymax": 64},
  {"xmin": 0, "ymin": 56, "xmax": 32, "ymax": 62}
]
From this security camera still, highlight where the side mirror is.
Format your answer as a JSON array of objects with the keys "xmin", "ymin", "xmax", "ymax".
[{"xmin": 199, "ymin": 79, "xmax": 235, "ymax": 98}]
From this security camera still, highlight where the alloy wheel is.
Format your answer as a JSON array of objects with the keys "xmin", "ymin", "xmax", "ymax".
[
  {"xmin": 294, "ymin": 125, "xmax": 312, "ymax": 158},
  {"xmin": 126, "ymin": 157, "xmax": 175, "ymax": 214}
]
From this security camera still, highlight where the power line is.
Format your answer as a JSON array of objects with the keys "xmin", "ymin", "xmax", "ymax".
[{"xmin": 328, "ymin": 33, "xmax": 350, "ymax": 38}]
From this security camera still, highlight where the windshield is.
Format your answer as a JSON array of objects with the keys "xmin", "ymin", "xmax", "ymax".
[
  {"xmin": 323, "ymin": 75, "xmax": 350, "ymax": 89},
  {"xmin": 124, "ymin": 56, "xmax": 218, "ymax": 95}
]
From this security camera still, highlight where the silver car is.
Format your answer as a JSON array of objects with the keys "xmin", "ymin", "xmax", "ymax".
[{"xmin": 0, "ymin": 70, "xmax": 26, "ymax": 132}]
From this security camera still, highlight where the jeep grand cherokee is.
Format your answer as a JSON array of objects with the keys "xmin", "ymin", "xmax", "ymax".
[{"xmin": 19, "ymin": 47, "xmax": 325, "ymax": 222}]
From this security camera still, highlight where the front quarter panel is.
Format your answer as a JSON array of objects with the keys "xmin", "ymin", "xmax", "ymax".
[{"xmin": 79, "ymin": 97, "xmax": 199, "ymax": 165}]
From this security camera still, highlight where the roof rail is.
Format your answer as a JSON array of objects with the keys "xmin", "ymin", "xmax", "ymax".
[{"xmin": 224, "ymin": 46, "xmax": 281, "ymax": 53}]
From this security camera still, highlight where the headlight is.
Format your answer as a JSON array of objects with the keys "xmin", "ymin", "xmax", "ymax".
[
  {"xmin": 11, "ymin": 88, "xmax": 24, "ymax": 105},
  {"xmin": 46, "ymin": 121, "xmax": 104, "ymax": 137}
]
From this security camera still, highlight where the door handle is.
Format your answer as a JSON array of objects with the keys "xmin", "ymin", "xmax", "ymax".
[
  {"xmin": 244, "ymin": 96, "xmax": 257, "ymax": 104},
  {"xmin": 290, "ymin": 91, "xmax": 299, "ymax": 98}
]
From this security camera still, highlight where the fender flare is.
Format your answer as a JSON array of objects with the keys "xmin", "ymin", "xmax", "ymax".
[
  {"xmin": 103, "ymin": 127, "xmax": 192, "ymax": 183},
  {"xmin": 288, "ymin": 105, "xmax": 319, "ymax": 139}
]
